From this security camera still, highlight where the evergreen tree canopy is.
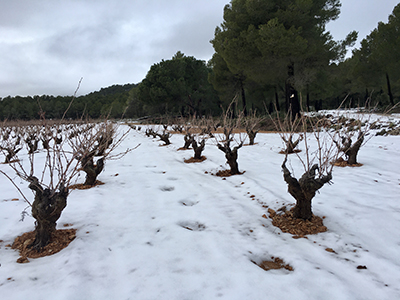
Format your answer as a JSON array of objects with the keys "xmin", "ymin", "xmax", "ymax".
[
  {"xmin": 0, "ymin": 84, "xmax": 135, "ymax": 120},
  {"xmin": 211, "ymin": 0, "xmax": 356, "ymax": 114},
  {"xmin": 136, "ymin": 52, "xmax": 220, "ymax": 116},
  {"xmin": 351, "ymin": 3, "xmax": 400, "ymax": 106}
]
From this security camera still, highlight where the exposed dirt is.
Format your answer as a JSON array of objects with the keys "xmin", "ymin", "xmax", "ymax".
[
  {"xmin": 253, "ymin": 257, "xmax": 294, "ymax": 272},
  {"xmin": 265, "ymin": 207, "xmax": 327, "ymax": 238},
  {"xmin": 278, "ymin": 149, "xmax": 302, "ymax": 154},
  {"xmin": 69, "ymin": 180, "xmax": 105, "ymax": 190},
  {"xmin": 177, "ymin": 147, "xmax": 191, "ymax": 151},
  {"xmin": 212, "ymin": 170, "xmax": 245, "ymax": 177},
  {"xmin": 332, "ymin": 157, "xmax": 363, "ymax": 167},
  {"xmin": 11, "ymin": 227, "xmax": 76, "ymax": 263},
  {"xmin": 1, "ymin": 198, "xmax": 19, "ymax": 202},
  {"xmin": 184, "ymin": 156, "xmax": 207, "ymax": 163}
]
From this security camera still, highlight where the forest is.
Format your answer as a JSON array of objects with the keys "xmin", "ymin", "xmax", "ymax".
[{"xmin": 0, "ymin": 0, "xmax": 399, "ymax": 120}]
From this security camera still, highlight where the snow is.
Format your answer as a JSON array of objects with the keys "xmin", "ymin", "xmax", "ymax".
[{"xmin": 1, "ymin": 118, "xmax": 400, "ymax": 300}]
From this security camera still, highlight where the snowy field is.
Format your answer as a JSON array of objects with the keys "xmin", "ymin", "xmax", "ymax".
[{"xmin": 0, "ymin": 116, "xmax": 400, "ymax": 300}]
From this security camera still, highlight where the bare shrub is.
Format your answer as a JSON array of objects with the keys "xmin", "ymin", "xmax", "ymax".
[
  {"xmin": 157, "ymin": 130, "xmax": 172, "ymax": 145},
  {"xmin": 0, "ymin": 125, "xmax": 22, "ymax": 163},
  {"xmin": 331, "ymin": 114, "xmax": 375, "ymax": 166},
  {"xmin": 244, "ymin": 112, "xmax": 263, "ymax": 145},
  {"xmin": 70, "ymin": 121, "xmax": 135, "ymax": 186},
  {"xmin": 0, "ymin": 121, "xmax": 83, "ymax": 251},
  {"xmin": 214, "ymin": 102, "xmax": 246, "ymax": 175},
  {"xmin": 276, "ymin": 114, "xmax": 339, "ymax": 220},
  {"xmin": 192, "ymin": 137, "xmax": 206, "ymax": 160},
  {"xmin": 182, "ymin": 131, "xmax": 195, "ymax": 149},
  {"xmin": 0, "ymin": 82, "xmax": 137, "ymax": 251}
]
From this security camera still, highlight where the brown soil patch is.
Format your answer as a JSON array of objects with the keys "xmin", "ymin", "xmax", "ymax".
[
  {"xmin": 69, "ymin": 180, "xmax": 105, "ymax": 190},
  {"xmin": 2, "ymin": 198, "xmax": 19, "ymax": 202},
  {"xmin": 332, "ymin": 157, "xmax": 363, "ymax": 167},
  {"xmin": 253, "ymin": 257, "xmax": 294, "ymax": 272},
  {"xmin": 278, "ymin": 149, "xmax": 302, "ymax": 154},
  {"xmin": 213, "ymin": 170, "xmax": 245, "ymax": 177},
  {"xmin": 12, "ymin": 228, "xmax": 76, "ymax": 263},
  {"xmin": 184, "ymin": 156, "xmax": 207, "ymax": 163},
  {"xmin": 266, "ymin": 207, "xmax": 327, "ymax": 237},
  {"xmin": 177, "ymin": 147, "xmax": 191, "ymax": 151}
]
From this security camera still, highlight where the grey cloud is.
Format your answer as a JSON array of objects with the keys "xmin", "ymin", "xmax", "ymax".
[
  {"xmin": 1, "ymin": 0, "xmax": 229, "ymax": 97},
  {"xmin": 2, "ymin": 0, "xmax": 398, "ymax": 98}
]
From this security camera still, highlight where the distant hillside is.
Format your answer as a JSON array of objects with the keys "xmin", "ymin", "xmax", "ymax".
[
  {"xmin": 0, "ymin": 83, "xmax": 137, "ymax": 120},
  {"xmin": 84, "ymin": 84, "xmax": 136, "ymax": 97}
]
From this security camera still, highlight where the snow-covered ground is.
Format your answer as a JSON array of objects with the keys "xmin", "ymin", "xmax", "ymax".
[{"xmin": 1, "ymin": 119, "xmax": 400, "ymax": 300}]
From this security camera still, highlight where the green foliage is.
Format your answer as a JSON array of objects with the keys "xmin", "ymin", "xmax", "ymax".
[
  {"xmin": 348, "ymin": 3, "xmax": 400, "ymax": 106},
  {"xmin": 211, "ymin": 0, "xmax": 357, "ymax": 112},
  {"xmin": 0, "ymin": 84, "xmax": 135, "ymax": 121},
  {"xmin": 134, "ymin": 52, "xmax": 221, "ymax": 117}
]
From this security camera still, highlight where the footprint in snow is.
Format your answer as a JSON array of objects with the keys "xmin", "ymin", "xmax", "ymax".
[
  {"xmin": 160, "ymin": 186, "xmax": 175, "ymax": 192},
  {"xmin": 179, "ymin": 221, "xmax": 206, "ymax": 231},
  {"xmin": 179, "ymin": 200, "xmax": 198, "ymax": 206}
]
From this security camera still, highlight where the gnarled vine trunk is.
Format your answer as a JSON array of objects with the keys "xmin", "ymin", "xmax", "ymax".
[
  {"xmin": 337, "ymin": 132, "xmax": 364, "ymax": 165},
  {"xmin": 28, "ymin": 177, "xmax": 68, "ymax": 251},
  {"xmin": 96, "ymin": 134, "xmax": 113, "ymax": 156},
  {"xmin": 246, "ymin": 129, "xmax": 258, "ymax": 145},
  {"xmin": 157, "ymin": 131, "xmax": 171, "ymax": 145},
  {"xmin": 183, "ymin": 133, "xmax": 194, "ymax": 149},
  {"xmin": 217, "ymin": 141, "xmax": 243, "ymax": 175},
  {"xmin": 81, "ymin": 152, "xmax": 104, "ymax": 186},
  {"xmin": 192, "ymin": 139, "xmax": 205, "ymax": 159},
  {"xmin": 282, "ymin": 160, "xmax": 331, "ymax": 220},
  {"xmin": 345, "ymin": 133, "xmax": 364, "ymax": 165},
  {"xmin": 282, "ymin": 134, "xmax": 301, "ymax": 154}
]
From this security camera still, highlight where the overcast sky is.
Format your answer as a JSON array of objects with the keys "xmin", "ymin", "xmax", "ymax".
[{"xmin": 1, "ymin": 0, "xmax": 399, "ymax": 98}]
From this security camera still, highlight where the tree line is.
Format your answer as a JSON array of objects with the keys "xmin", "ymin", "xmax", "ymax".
[
  {"xmin": 1, "ymin": 1, "xmax": 399, "ymax": 121},
  {"xmin": 0, "ymin": 84, "xmax": 135, "ymax": 121}
]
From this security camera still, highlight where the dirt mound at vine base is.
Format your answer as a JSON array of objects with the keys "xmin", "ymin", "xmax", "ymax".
[
  {"xmin": 209, "ymin": 170, "xmax": 245, "ymax": 177},
  {"xmin": 266, "ymin": 207, "xmax": 327, "ymax": 238},
  {"xmin": 11, "ymin": 228, "xmax": 76, "ymax": 263},
  {"xmin": 69, "ymin": 180, "xmax": 105, "ymax": 190},
  {"xmin": 184, "ymin": 156, "xmax": 207, "ymax": 163},
  {"xmin": 332, "ymin": 157, "xmax": 363, "ymax": 167}
]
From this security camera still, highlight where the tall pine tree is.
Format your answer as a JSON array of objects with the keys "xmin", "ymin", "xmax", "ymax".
[{"xmin": 211, "ymin": 0, "xmax": 356, "ymax": 116}]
